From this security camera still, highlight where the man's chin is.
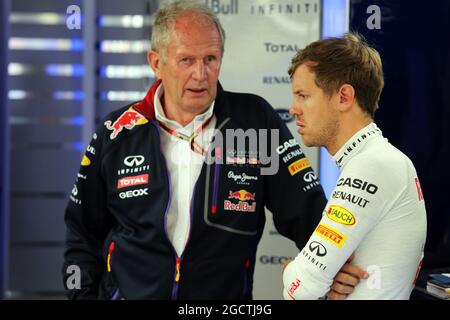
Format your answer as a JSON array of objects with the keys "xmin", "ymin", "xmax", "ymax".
[
  {"xmin": 182, "ymin": 103, "xmax": 213, "ymax": 115},
  {"xmin": 301, "ymin": 138, "xmax": 317, "ymax": 148},
  {"xmin": 184, "ymin": 98, "xmax": 214, "ymax": 111}
]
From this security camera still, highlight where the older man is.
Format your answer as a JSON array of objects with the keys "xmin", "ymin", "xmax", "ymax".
[{"xmin": 63, "ymin": 1, "xmax": 361, "ymax": 299}]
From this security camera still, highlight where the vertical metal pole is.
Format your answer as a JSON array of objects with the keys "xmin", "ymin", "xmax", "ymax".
[
  {"xmin": 82, "ymin": 0, "xmax": 96, "ymax": 147},
  {"xmin": 0, "ymin": 0, "xmax": 10, "ymax": 300}
]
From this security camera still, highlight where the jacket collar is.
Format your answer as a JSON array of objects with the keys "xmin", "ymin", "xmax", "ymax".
[
  {"xmin": 133, "ymin": 79, "xmax": 228, "ymax": 122},
  {"xmin": 133, "ymin": 79, "xmax": 160, "ymax": 120}
]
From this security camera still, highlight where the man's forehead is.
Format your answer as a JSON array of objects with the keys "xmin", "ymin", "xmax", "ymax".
[
  {"xmin": 295, "ymin": 63, "xmax": 316, "ymax": 77},
  {"xmin": 292, "ymin": 64, "xmax": 317, "ymax": 87},
  {"xmin": 169, "ymin": 38, "xmax": 222, "ymax": 55},
  {"xmin": 168, "ymin": 23, "xmax": 222, "ymax": 55},
  {"xmin": 173, "ymin": 13, "xmax": 217, "ymax": 32},
  {"xmin": 170, "ymin": 17, "xmax": 220, "ymax": 40}
]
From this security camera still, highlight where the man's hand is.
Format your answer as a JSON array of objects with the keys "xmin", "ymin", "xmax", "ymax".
[
  {"xmin": 327, "ymin": 253, "xmax": 369, "ymax": 300},
  {"xmin": 282, "ymin": 258, "xmax": 294, "ymax": 272}
]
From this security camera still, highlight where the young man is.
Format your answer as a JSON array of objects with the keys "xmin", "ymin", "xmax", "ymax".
[{"xmin": 283, "ymin": 33, "xmax": 427, "ymax": 300}]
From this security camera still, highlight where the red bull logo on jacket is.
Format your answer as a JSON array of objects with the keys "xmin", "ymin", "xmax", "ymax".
[
  {"xmin": 224, "ymin": 189, "xmax": 256, "ymax": 212},
  {"xmin": 104, "ymin": 107, "xmax": 148, "ymax": 140}
]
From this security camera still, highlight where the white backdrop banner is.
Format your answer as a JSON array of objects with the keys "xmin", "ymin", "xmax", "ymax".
[{"xmin": 212, "ymin": 0, "xmax": 321, "ymax": 300}]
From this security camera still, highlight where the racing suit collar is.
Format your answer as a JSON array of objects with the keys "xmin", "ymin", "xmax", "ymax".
[
  {"xmin": 333, "ymin": 122, "xmax": 383, "ymax": 169},
  {"xmin": 133, "ymin": 79, "xmax": 225, "ymax": 122}
]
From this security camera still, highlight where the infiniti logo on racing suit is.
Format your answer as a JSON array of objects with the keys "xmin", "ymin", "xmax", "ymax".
[
  {"xmin": 124, "ymin": 155, "xmax": 145, "ymax": 167},
  {"xmin": 70, "ymin": 184, "xmax": 81, "ymax": 205},
  {"xmin": 71, "ymin": 185, "xmax": 78, "ymax": 196},
  {"xmin": 308, "ymin": 241, "xmax": 327, "ymax": 257},
  {"xmin": 303, "ymin": 172, "xmax": 317, "ymax": 183},
  {"xmin": 118, "ymin": 155, "xmax": 150, "ymax": 176}
]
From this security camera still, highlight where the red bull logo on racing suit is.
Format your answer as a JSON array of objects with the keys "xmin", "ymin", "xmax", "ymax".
[
  {"xmin": 104, "ymin": 107, "xmax": 148, "ymax": 140},
  {"xmin": 224, "ymin": 189, "xmax": 256, "ymax": 212}
]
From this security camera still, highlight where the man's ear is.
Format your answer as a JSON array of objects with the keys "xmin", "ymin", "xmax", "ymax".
[
  {"xmin": 337, "ymin": 84, "xmax": 356, "ymax": 112},
  {"xmin": 147, "ymin": 50, "xmax": 162, "ymax": 79}
]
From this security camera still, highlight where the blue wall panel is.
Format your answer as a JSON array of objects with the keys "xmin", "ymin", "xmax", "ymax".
[
  {"xmin": 349, "ymin": 0, "xmax": 450, "ymax": 269},
  {"xmin": 1, "ymin": 0, "xmax": 11, "ymax": 301}
]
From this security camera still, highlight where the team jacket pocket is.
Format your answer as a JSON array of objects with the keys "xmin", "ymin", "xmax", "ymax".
[{"xmin": 205, "ymin": 162, "xmax": 262, "ymax": 235}]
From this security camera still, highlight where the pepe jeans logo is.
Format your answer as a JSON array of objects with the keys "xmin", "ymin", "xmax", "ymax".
[{"xmin": 227, "ymin": 171, "xmax": 258, "ymax": 184}]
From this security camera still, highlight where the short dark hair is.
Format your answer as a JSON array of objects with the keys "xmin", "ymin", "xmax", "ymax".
[{"xmin": 289, "ymin": 33, "xmax": 384, "ymax": 117}]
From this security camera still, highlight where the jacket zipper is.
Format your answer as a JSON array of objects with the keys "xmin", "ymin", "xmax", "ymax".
[
  {"xmin": 160, "ymin": 155, "xmax": 180, "ymax": 300},
  {"xmin": 151, "ymin": 122, "xmax": 179, "ymax": 299},
  {"xmin": 153, "ymin": 121, "xmax": 192, "ymax": 300},
  {"xmin": 243, "ymin": 259, "xmax": 251, "ymax": 298},
  {"xmin": 106, "ymin": 241, "xmax": 123, "ymax": 299},
  {"xmin": 154, "ymin": 120, "xmax": 227, "ymax": 299},
  {"xmin": 171, "ymin": 257, "xmax": 182, "ymax": 299},
  {"xmin": 211, "ymin": 147, "xmax": 222, "ymax": 215},
  {"xmin": 171, "ymin": 167, "xmax": 200, "ymax": 299},
  {"xmin": 107, "ymin": 241, "xmax": 115, "ymax": 272}
]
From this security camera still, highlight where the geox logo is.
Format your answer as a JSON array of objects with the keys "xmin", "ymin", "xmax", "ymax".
[{"xmin": 119, "ymin": 188, "xmax": 148, "ymax": 199}]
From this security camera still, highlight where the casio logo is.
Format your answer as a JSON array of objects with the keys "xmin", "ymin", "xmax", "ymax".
[{"xmin": 337, "ymin": 177, "xmax": 378, "ymax": 194}]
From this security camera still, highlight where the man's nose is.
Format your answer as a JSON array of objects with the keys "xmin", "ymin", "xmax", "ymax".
[
  {"xmin": 193, "ymin": 60, "xmax": 207, "ymax": 81},
  {"xmin": 289, "ymin": 104, "xmax": 299, "ymax": 116}
]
